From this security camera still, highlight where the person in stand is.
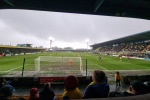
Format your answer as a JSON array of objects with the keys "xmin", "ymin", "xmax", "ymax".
[
  {"xmin": 62, "ymin": 75, "xmax": 81, "ymax": 100},
  {"xmin": 144, "ymin": 81, "xmax": 150, "ymax": 93},
  {"xmin": 83, "ymin": 70, "xmax": 109, "ymax": 99},
  {"xmin": 29, "ymin": 88, "xmax": 39, "ymax": 100},
  {"xmin": 109, "ymin": 80, "xmax": 148, "ymax": 97},
  {"xmin": 0, "ymin": 85, "xmax": 25, "ymax": 100},
  {"xmin": 39, "ymin": 82, "xmax": 55, "ymax": 100},
  {"xmin": 115, "ymin": 72, "xmax": 121, "ymax": 87},
  {"xmin": 1, "ymin": 78, "xmax": 6, "ymax": 87}
]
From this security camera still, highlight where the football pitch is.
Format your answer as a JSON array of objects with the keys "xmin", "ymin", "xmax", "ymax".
[{"xmin": 0, "ymin": 52, "xmax": 150, "ymax": 77}]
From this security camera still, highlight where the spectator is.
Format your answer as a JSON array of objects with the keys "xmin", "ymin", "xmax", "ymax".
[
  {"xmin": 109, "ymin": 80, "xmax": 148, "ymax": 97},
  {"xmin": 144, "ymin": 81, "xmax": 150, "ymax": 93},
  {"xmin": 1, "ymin": 78, "xmax": 12, "ymax": 88},
  {"xmin": 62, "ymin": 75, "xmax": 81, "ymax": 100},
  {"xmin": 0, "ymin": 85, "xmax": 24, "ymax": 100},
  {"xmin": 83, "ymin": 70, "xmax": 109, "ymax": 99},
  {"xmin": 29, "ymin": 88, "xmax": 39, "ymax": 100},
  {"xmin": 39, "ymin": 82, "xmax": 55, "ymax": 100},
  {"xmin": 2, "ymin": 78, "xmax": 7, "ymax": 87}
]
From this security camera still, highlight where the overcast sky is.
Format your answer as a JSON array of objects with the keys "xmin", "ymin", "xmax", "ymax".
[{"xmin": 0, "ymin": 9, "xmax": 150, "ymax": 49}]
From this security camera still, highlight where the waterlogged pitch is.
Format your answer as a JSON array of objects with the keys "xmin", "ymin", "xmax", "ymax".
[{"xmin": 0, "ymin": 52, "xmax": 150, "ymax": 77}]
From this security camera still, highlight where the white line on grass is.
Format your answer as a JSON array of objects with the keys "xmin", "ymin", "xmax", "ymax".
[
  {"xmin": 95, "ymin": 64, "xmax": 108, "ymax": 71},
  {"xmin": 7, "ymin": 64, "xmax": 29, "ymax": 72},
  {"xmin": 120, "ymin": 61, "xmax": 149, "ymax": 69},
  {"xmin": 104, "ymin": 57, "xmax": 149, "ymax": 69}
]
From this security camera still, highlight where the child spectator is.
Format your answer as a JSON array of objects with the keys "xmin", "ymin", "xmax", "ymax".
[
  {"xmin": 62, "ymin": 75, "xmax": 81, "ymax": 100},
  {"xmin": 29, "ymin": 88, "xmax": 39, "ymax": 100},
  {"xmin": 83, "ymin": 70, "xmax": 109, "ymax": 99},
  {"xmin": 39, "ymin": 82, "xmax": 55, "ymax": 100},
  {"xmin": 109, "ymin": 80, "xmax": 149, "ymax": 97}
]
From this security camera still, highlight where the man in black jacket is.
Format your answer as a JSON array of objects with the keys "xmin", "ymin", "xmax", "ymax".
[
  {"xmin": 39, "ymin": 82, "xmax": 55, "ymax": 100},
  {"xmin": 109, "ymin": 80, "xmax": 148, "ymax": 97}
]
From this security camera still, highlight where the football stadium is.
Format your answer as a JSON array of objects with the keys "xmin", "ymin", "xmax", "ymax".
[
  {"xmin": 0, "ymin": 0, "xmax": 150, "ymax": 100},
  {"xmin": 0, "ymin": 31, "xmax": 150, "ymax": 79}
]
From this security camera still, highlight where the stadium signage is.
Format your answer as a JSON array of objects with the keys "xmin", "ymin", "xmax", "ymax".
[
  {"xmin": 0, "ymin": 55, "xmax": 2, "ymax": 57},
  {"xmin": 6, "ymin": 54, "xmax": 11, "ymax": 56},
  {"xmin": 40, "ymin": 77, "xmax": 65, "ymax": 84}
]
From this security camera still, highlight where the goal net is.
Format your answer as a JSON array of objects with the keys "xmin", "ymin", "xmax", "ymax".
[{"xmin": 34, "ymin": 56, "xmax": 83, "ymax": 75}]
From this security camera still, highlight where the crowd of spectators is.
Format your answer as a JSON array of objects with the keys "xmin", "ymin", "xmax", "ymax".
[
  {"xmin": 0, "ymin": 48, "xmax": 43, "ymax": 55},
  {"xmin": 95, "ymin": 42, "xmax": 150, "ymax": 53},
  {"xmin": 0, "ymin": 70, "xmax": 150, "ymax": 100}
]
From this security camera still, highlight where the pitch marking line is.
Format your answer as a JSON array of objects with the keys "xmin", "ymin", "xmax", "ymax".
[
  {"xmin": 120, "ymin": 61, "xmax": 149, "ymax": 69},
  {"xmin": 7, "ymin": 64, "xmax": 29, "ymax": 72},
  {"xmin": 95, "ymin": 64, "xmax": 108, "ymax": 71},
  {"xmin": 104, "ymin": 57, "xmax": 149, "ymax": 69}
]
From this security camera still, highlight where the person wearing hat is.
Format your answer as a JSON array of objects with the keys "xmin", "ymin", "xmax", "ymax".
[
  {"xmin": 83, "ymin": 70, "xmax": 109, "ymax": 99},
  {"xmin": 39, "ymin": 82, "xmax": 55, "ymax": 100},
  {"xmin": 29, "ymin": 88, "xmax": 39, "ymax": 100},
  {"xmin": 62, "ymin": 75, "xmax": 81, "ymax": 100},
  {"xmin": 0, "ymin": 85, "xmax": 15, "ymax": 99},
  {"xmin": 109, "ymin": 80, "xmax": 149, "ymax": 97},
  {"xmin": 144, "ymin": 81, "xmax": 150, "ymax": 93}
]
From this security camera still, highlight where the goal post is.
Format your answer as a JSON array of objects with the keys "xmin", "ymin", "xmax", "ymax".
[
  {"xmin": 34, "ymin": 57, "xmax": 40, "ymax": 71},
  {"xmin": 34, "ymin": 56, "xmax": 83, "ymax": 74}
]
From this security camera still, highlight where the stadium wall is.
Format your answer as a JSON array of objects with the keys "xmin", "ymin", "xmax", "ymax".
[
  {"xmin": 0, "ymin": 77, "xmax": 93, "ymax": 86},
  {"xmin": 1, "ymin": 75, "xmax": 150, "ymax": 86}
]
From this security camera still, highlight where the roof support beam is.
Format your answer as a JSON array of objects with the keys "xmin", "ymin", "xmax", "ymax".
[
  {"xmin": 4, "ymin": 0, "xmax": 14, "ymax": 7},
  {"xmin": 94, "ymin": 0, "xmax": 105, "ymax": 13}
]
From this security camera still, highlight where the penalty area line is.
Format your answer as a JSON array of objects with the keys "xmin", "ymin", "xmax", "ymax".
[
  {"xmin": 95, "ymin": 64, "xmax": 108, "ymax": 71},
  {"xmin": 7, "ymin": 64, "xmax": 29, "ymax": 72}
]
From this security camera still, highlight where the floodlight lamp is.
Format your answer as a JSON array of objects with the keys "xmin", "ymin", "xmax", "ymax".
[
  {"xmin": 49, "ymin": 37, "xmax": 54, "ymax": 40},
  {"xmin": 85, "ymin": 39, "xmax": 89, "ymax": 42}
]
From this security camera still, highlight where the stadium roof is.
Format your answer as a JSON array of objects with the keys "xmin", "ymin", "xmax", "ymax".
[
  {"xmin": 0, "ymin": 45, "xmax": 45, "ymax": 49},
  {"xmin": 0, "ymin": 0, "xmax": 150, "ymax": 20},
  {"xmin": 91, "ymin": 30, "xmax": 150, "ymax": 47}
]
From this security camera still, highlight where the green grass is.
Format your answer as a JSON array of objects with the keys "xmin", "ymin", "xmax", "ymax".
[{"xmin": 0, "ymin": 52, "xmax": 150, "ymax": 77}]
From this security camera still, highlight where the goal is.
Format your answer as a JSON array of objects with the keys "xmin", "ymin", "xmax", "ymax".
[{"xmin": 34, "ymin": 56, "xmax": 83, "ymax": 74}]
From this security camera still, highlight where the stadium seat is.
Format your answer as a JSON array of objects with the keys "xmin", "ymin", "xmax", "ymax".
[
  {"xmin": 81, "ymin": 93, "xmax": 84, "ymax": 97},
  {"xmin": 58, "ymin": 95, "xmax": 62, "ymax": 100}
]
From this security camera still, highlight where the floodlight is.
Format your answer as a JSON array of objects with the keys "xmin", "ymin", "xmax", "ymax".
[
  {"xmin": 49, "ymin": 37, "xmax": 54, "ymax": 40},
  {"xmin": 85, "ymin": 39, "xmax": 89, "ymax": 42}
]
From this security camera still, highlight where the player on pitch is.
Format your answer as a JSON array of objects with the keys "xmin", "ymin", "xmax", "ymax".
[
  {"xmin": 70, "ymin": 59, "xmax": 72, "ymax": 65},
  {"xmin": 128, "ymin": 56, "xmax": 130, "ymax": 61},
  {"xmin": 120, "ymin": 56, "xmax": 122, "ymax": 61},
  {"xmin": 99, "ymin": 55, "xmax": 101, "ymax": 60}
]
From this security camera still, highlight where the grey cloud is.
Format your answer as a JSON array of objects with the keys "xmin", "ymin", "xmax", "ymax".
[{"xmin": 0, "ymin": 9, "xmax": 150, "ymax": 48}]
